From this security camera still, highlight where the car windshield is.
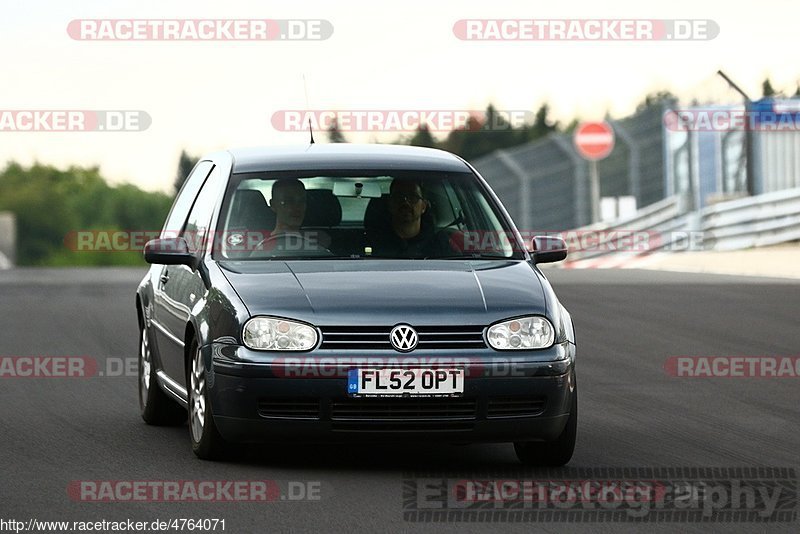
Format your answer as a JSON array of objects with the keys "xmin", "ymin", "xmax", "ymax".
[{"xmin": 213, "ymin": 169, "xmax": 523, "ymax": 260}]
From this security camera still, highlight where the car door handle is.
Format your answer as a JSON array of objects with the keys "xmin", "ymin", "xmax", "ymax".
[{"xmin": 160, "ymin": 274, "xmax": 170, "ymax": 284}]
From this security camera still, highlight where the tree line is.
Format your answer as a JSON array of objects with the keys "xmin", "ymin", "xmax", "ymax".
[{"xmin": 0, "ymin": 163, "xmax": 172, "ymax": 266}]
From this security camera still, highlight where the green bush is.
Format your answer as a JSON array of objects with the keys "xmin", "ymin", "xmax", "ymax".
[{"xmin": 0, "ymin": 162, "xmax": 173, "ymax": 266}]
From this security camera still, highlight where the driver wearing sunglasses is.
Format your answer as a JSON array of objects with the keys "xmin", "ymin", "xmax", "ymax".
[{"xmin": 373, "ymin": 178, "xmax": 454, "ymax": 258}]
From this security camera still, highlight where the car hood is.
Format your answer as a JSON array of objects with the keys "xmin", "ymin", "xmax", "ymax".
[{"xmin": 219, "ymin": 259, "xmax": 547, "ymax": 325}]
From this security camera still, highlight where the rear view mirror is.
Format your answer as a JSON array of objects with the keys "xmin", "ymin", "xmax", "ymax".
[
  {"xmin": 332, "ymin": 181, "xmax": 381, "ymax": 198},
  {"xmin": 144, "ymin": 237, "xmax": 197, "ymax": 268},
  {"xmin": 528, "ymin": 236, "xmax": 568, "ymax": 264}
]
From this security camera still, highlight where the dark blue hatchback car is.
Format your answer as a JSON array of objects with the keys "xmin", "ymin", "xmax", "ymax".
[{"xmin": 136, "ymin": 144, "xmax": 577, "ymax": 465}]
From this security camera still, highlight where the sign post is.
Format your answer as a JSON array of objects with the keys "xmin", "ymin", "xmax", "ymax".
[{"xmin": 574, "ymin": 121, "xmax": 615, "ymax": 224}]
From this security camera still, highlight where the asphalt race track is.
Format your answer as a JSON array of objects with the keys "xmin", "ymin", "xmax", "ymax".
[{"xmin": 1, "ymin": 267, "xmax": 798, "ymax": 533}]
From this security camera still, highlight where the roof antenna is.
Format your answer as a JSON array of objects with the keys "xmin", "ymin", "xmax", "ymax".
[{"xmin": 303, "ymin": 74, "xmax": 314, "ymax": 144}]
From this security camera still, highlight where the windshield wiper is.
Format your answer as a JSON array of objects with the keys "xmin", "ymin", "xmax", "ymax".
[
  {"xmin": 246, "ymin": 255, "xmax": 353, "ymax": 260},
  {"xmin": 424, "ymin": 253, "xmax": 513, "ymax": 260}
]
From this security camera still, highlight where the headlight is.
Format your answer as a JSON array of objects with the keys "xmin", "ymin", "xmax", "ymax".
[
  {"xmin": 486, "ymin": 316, "xmax": 554, "ymax": 350},
  {"xmin": 243, "ymin": 317, "xmax": 318, "ymax": 351}
]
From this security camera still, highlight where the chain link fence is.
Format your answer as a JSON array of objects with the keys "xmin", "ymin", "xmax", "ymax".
[{"xmin": 472, "ymin": 104, "xmax": 670, "ymax": 231}]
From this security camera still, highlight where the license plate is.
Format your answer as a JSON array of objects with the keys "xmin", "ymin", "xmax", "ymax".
[{"xmin": 347, "ymin": 368, "xmax": 464, "ymax": 396}]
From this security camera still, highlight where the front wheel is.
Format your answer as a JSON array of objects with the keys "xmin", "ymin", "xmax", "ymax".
[
  {"xmin": 514, "ymin": 381, "xmax": 577, "ymax": 466},
  {"xmin": 189, "ymin": 341, "xmax": 227, "ymax": 460}
]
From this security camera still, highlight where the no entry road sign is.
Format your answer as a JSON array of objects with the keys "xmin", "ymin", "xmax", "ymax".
[{"xmin": 574, "ymin": 121, "xmax": 615, "ymax": 160}]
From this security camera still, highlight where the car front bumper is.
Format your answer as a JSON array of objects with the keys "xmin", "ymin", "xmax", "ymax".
[{"xmin": 205, "ymin": 342, "xmax": 576, "ymax": 443}]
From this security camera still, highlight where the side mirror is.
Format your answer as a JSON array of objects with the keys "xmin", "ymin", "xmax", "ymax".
[
  {"xmin": 144, "ymin": 237, "xmax": 197, "ymax": 268},
  {"xmin": 528, "ymin": 236, "xmax": 568, "ymax": 264}
]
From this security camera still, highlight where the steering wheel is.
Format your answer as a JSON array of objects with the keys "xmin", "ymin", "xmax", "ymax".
[{"xmin": 250, "ymin": 232, "xmax": 332, "ymax": 258}]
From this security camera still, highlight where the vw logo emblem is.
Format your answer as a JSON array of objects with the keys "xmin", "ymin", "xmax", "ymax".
[{"xmin": 390, "ymin": 324, "xmax": 418, "ymax": 352}]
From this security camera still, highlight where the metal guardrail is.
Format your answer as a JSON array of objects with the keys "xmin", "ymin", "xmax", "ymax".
[
  {"xmin": 701, "ymin": 187, "xmax": 800, "ymax": 251},
  {"xmin": 561, "ymin": 195, "xmax": 684, "ymax": 262},
  {"xmin": 560, "ymin": 186, "xmax": 800, "ymax": 265}
]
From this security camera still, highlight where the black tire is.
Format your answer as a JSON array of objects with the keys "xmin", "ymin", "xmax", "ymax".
[
  {"xmin": 139, "ymin": 320, "xmax": 187, "ymax": 425},
  {"xmin": 514, "ymin": 380, "xmax": 577, "ymax": 466},
  {"xmin": 188, "ymin": 340, "xmax": 227, "ymax": 460}
]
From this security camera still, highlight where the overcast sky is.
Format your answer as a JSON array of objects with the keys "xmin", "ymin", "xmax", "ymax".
[{"xmin": 2, "ymin": 0, "xmax": 798, "ymax": 193}]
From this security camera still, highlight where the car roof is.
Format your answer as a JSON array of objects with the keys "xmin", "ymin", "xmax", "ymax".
[{"xmin": 220, "ymin": 144, "xmax": 471, "ymax": 173}]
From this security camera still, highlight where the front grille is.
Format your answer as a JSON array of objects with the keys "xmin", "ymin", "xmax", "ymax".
[
  {"xmin": 256, "ymin": 395, "xmax": 544, "ymax": 426},
  {"xmin": 331, "ymin": 420, "xmax": 474, "ymax": 432},
  {"xmin": 487, "ymin": 396, "xmax": 547, "ymax": 418},
  {"xmin": 331, "ymin": 397, "xmax": 477, "ymax": 420},
  {"xmin": 320, "ymin": 325, "xmax": 486, "ymax": 350},
  {"xmin": 257, "ymin": 397, "xmax": 321, "ymax": 419}
]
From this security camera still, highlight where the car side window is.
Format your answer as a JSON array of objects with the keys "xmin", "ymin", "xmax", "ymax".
[
  {"xmin": 161, "ymin": 161, "xmax": 214, "ymax": 237},
  {"xmin": 183, "ymin": 165, "xmax": 224, "ymax": 254}
]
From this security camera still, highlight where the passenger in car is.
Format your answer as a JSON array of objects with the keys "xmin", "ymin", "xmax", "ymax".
[
  {"xmin": 269, "ymin": 178, "xmax": 307, "ymax": 234},
  {"xmin": 259, "ymin": 178, "xmax": 331, "ymax": 255}
]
